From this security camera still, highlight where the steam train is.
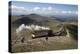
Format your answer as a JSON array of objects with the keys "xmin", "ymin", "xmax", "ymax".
[{"xmin": 31, "ymin": 28, "xmax": 67, "ymax": 39}]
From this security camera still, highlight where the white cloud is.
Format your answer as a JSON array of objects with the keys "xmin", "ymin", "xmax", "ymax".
[
  {"xmin": 11, "ymin": 5, "xmax": 28, "ymax": 15},
  {"xmin": 61, "ymin": 10, "xmax": 77, "ymax": 14},
  {"xmin": 48, "ymin": 7, "xmax": 53, "ymax": 10},
  {"xmin": 11, "ymin": 5, "xmax": 26, "ymax": 11},
  {"xmin": 11, "ymin": 5, "xmax": 62, "ymax": 15},
  {"xmin": 40, "ymin": 7, "xmax": 53, "ymax": 11},
  {"xmin": 33, "ymin": 7, "xmax": 40, "ymax": 11},
  {"xmin": 62, "ymin": 11, "xmax": 67, "ymax": 13},
  {"xmin": 11, "ymin": 5, "xmax": 77, "ymax": 16},
  {"xmin": 42, "ymin": 7, "xmax": 47, "ymax": 10},
  {"xmin": 11, "ymin": 5, "xmax": 16, "ymax": 9},
  {"xmin": 68, "ymin": 11, "xmax": 72, "ymax": 13}
]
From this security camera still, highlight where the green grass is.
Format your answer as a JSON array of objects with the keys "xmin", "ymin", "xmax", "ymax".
[{"xmin": 64, "ymin": 24, "xmax": 78, "ymax": 40}]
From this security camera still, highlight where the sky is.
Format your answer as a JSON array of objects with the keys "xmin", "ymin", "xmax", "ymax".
[{"xmin": 9, "ymin": 1, "xmax": 78, "ymax": 17}]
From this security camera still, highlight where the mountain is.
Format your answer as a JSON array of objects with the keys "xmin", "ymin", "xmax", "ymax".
[
  {"xmin": 12, "ymin": 14, "xmax": 58, "ymax": 27},
  {"xmin": 25, "ymin": 13, "xmax": 52, "ymax": 22},
  {"xmin": 50, "ymin": 15, "xmax": 78, "ymax": 22},
  {"xmin": 12, "ymin": 16, "xmax": 36, "ymax": 27},
  {"xmin": 12, "ymin": 13, "xmax": 77, "ymax": 27}
]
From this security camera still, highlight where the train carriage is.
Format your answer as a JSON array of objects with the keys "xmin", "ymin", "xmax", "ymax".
[{"xmin": 32, "ymin": 30, "xmax": 53, "ymax": 39}]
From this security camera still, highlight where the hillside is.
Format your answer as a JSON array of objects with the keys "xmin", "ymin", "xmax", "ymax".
[
  {"xmin": 11, "ymin": 14, "xmax": 60, "ymax": 27},
  {"xmin": 64, "ymin": 24, "xmax": 78, "ymax": 40}
]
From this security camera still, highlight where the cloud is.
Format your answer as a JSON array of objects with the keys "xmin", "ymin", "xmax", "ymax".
[
  {"xmin": 39, "ymin": 6, "xmax": 53, "ymax": 11},
  {"xmin": 48, "ymin": 7, "xmax": 53, "ymax": 10},
  {"xmin": 42, "ymin": 7, "xmax": 47, "ymax": 11},
  {"xmin": 31, "ymin": 6, "xmax": 58, "ymax": 15},
  {"xmin": 33, "ymin": 7, "xmax": 40, "ymax": 11},
  {"xmin": 61, "ymin": 10, "xmax": 78, "ymax": 14},
  {"xmin": 11, "ymin": 5, "xmax": 26, "ymax": 11},
  {"xmin": 11, "ymin": 5, "xmax": 28, "ymax": 15},
  {"xmin": 61, "ymin": 11, "xmax": 67, "ymax": 13},
  {"xmin": 11, "ymin": 5, "xmax": 77, "ymax": 16}
]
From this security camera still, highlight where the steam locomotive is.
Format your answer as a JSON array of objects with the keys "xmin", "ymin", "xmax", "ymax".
[{"xmin": 31, "ymin": 27, "xmax": 67, "ymax": 39}]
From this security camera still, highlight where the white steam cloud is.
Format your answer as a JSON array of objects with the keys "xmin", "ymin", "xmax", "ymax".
[{"xmin": 16, "ymin": 24, "xmax": 50, "ymax": 34}]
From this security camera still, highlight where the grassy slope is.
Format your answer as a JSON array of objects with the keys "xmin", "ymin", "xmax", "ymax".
[{"xmin": 64, "ymin": 24, "xmax": 78, "ymax": 40}]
